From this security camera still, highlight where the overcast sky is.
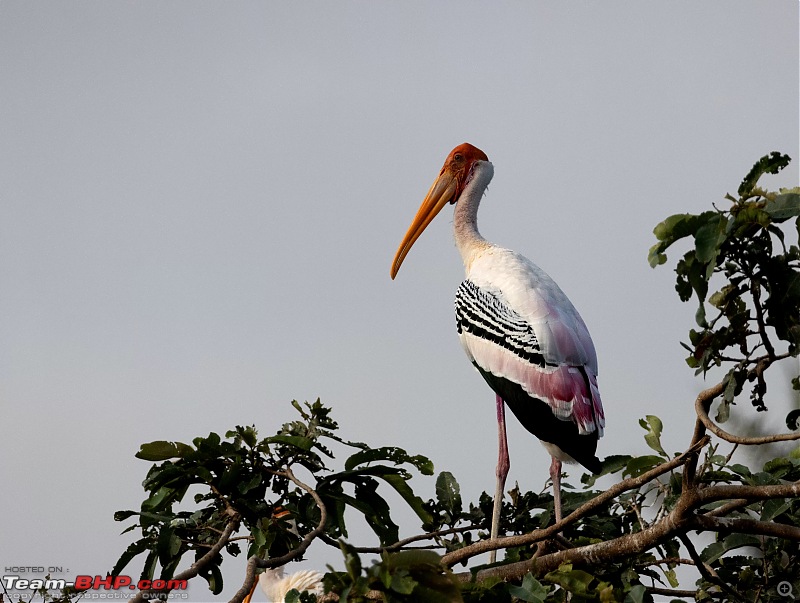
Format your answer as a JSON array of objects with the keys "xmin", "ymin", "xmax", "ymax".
[{"xmin": 1, "ymin": 3, "xmax": 798, "ymax": 601}]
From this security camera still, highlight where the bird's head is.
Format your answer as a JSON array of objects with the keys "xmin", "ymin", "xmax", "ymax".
[{"xmin": 390, "ymin": 143, "xmax": 489, "ymax": 279}]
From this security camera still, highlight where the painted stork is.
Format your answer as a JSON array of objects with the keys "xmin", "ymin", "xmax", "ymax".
[{"xmin": 390, "ymin": 143, "xmax": 605, "ymax": 560}]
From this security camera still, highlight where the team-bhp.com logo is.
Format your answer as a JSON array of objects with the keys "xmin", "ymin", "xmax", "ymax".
[{"xmin": 3, "ymin": 574, "xmax": 188, "ymax": 593}]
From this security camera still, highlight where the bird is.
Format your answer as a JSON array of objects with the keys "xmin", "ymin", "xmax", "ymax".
[
  {"xmin": 390, "ymin": 143, "xmax": 605, "ymax": 561},
  {"xmin": 258, "ymin": 567, "xmax": 324, "ymax": 602}
]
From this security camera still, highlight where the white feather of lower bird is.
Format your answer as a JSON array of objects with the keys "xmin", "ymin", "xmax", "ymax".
[{"xmin": 258, "ymin": 567, "xmax": 324, "ymax": 602}]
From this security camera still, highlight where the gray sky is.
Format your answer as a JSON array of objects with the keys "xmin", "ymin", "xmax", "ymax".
[{"xmin": 2, "ymin": 3, "xmax": 798, "ymax": 601}]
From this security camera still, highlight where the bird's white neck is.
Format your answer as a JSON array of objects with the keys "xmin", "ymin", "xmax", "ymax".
[{"xmin": 454, "ymin": 160, "xmax": 494, "ymax": 272}]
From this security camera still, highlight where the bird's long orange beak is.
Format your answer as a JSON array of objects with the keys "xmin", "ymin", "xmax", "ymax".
[{"xmin": 390, "ymin": 171, "xmax": 458, "ymax": 279}]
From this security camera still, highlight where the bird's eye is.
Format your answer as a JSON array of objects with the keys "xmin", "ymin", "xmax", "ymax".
[{"xmin": 454, "ymin": 153, "xmax": 464, "ymax": 161}]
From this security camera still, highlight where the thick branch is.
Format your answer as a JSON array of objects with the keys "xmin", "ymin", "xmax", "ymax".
[
  {"xmin": 459, "ymin": 489, "xmax": 699, "ymax": 583},
  {"xmin": 691, "ymin": 514, "xmax": 800, "ymax": 541},
  {"xmin": 443, "ymin": 439, "xmax": 707, "ymax": 568},
  {"xmin": 696, "ymin": 483, "xmax": 800, "ymax": 505},
  {"xmin": 454, "ymin": 475, "xmax": 800, "ymax": 583}
]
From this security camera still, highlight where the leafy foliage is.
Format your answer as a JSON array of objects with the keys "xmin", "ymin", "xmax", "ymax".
[
  {"xmin": 112, "ymin": 400, "xmax": 434, "ymax": 598},
  {"xmin": 649, "ymin": 153, "xmax": 800, "ymax": 420}
]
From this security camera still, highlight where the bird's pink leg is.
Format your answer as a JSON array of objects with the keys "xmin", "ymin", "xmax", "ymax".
[
  {"xmin": 550, "ymin": 456, "xmax": 563, "ymax": 525},
  {"xmin": 489, "ymin": 394, "xmax": 510, "ymax": 563}
]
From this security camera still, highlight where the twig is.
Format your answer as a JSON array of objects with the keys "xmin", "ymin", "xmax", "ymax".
[
  {"xmin": 750, "ymin": 280, "xmax": 776, "ymax": 360},
  {"xmin": 724, "ymin": 443, "xmax": 739, "ymax": 465},
  {"xmin": 703, "ymin": 497, "xmax": 752, "ymax": 518},
  {"xmin": 635, "ymin": 557, "xmax": 695, "ymax": 568},
  {"xmin": 695, "ymin": 394, "xmax": 800, "ymax": 446},
  {"xmin": 679, "ymin": 533, "xmax": 746, "ymax": 603},
  {"xmin": 320, "ymin": 524, "xmax": 481, "ymax": 554},
  {"xmin": 647, "ymin": 585, "xmax": 726, "ymax": 599}
]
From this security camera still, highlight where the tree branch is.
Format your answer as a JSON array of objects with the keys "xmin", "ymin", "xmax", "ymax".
[
  {"xmin": 696, "ymin": 483, "xmax": 800, "ymax": 505},
  {"xmin": 647, "ymin": 585, "xmax": 726, "ymax": 599},
  {"xmin": 321, "ymin": 524, "xmax": 483, "ymax": 554},
  {"xmin": 691, "ymin": 513, "xmax": 800, "ymax": 541},
  {"xmin": 750, "ymin": 279, "xmax": 777, "ymax": 360},
  {"xmin": 679, "ymin": 532, "xmax": 747, "ymax": 603},
  {"xmin": 130, "ymin": 514, "xmax": 240, "ymax": 603},
  {"xmin": 685, "ymin": 382, "xmax": 725, "ymax": 489},
  {"xmin": 452, "ymin": 469, "xmax": 799, "ymax": 584},
  {"xmin": 695, "ymin": 390, "xmax": 800, "ymax": 445},
  {"xmin": 443, "ymin": 438, "xmax": 708, "ymax": 568},
  {"xmin": 229, "ymin": 467, "xmax": 328, "ymax": 603},
  {"xmin": 703, "ymin": 498, "xmax": 751, "ymax": 517}
]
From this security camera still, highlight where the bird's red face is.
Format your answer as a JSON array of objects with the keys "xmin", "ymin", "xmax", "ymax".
[{"xmin": 391, "ymin": 143, "xmax": 489, "ymax": 279}]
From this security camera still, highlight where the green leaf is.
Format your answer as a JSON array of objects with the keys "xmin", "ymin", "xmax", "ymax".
[
  {"xmin": 203, "ymin": 563, "xmax": 224, "ymax": 595},
  {"xmin": 653, "ymin": 213, "xmax": 699, "ymax": 243},
  {"xmin": 114, "ymin": 510, "xmax": 138, "ymax": 522},
  {"xmin": 237, "ymin": 473, "xmax": 262, "ymax": 495},
  {"xmin": 694, "ymin": 213, "xmax": 727, "ymax": 267},
  {"xmin": 624, "ymin": 455, "xmax": 665, "ymax": 478},
  {"xmin": 141, "ymin": 549, "xmax": 157, "ymax": 582},
  {"xmin": 715, "ymin": 399, "xmax": 731, "ymax": 424},
  {"xmin": 381, "ymin": 472, "xmax": 434, "ymax": 526},
  {"xmin": 344, "ymin": 446, "xmax": 433, "ymax": 475},
  {"xmin": 156, "ymin": 526, "xmax": 183, "ymax": 566},
  {"xmin": 226, "ymin": 424, "xmax": 258, "ymax": 447},
  {"xmin": 649, "ymin": 213, "xmax": 705, "ymax": 267},
  {"xmin": 193, "ymin": 431, "xmax": 221, "ymax": 451},
  {"xmin": 738, "ymin": 152, "xmax": 791, "ymax": 196},
  {"xmin": 265, "ymin": 434, "xmax": 315, "ymax": 451},
  {"xmin": 135, "ymin": 440, "xmax": 193, "ymax": 461},
  {"xmin": 761, "ymin": 498, "xmax": 791, "ymax": 522},
  {"xmin": 339, "ymin": 540, "xmax": 363, "ymax": 580},
  {"xmin": 764, "ymin": 192, "xmax": 800, "ymax": 221},
  {"xmin": 322, "ymin": 475, "xmax": 401, "ymax": 545},
  {"xmin": 111, "ymin": 539, "xmax": 151, "ymax": 577},
  {"xmin": 729, "ymin": 463, "xmax": 752, "ymax": 479},
  {"xmin": 435, "ymin": 472, "xmax": 462, "ymax": 517},
  {"xmin": 508, "ymin": 573, "xmax": 549, "ymax": 602},
  {"xmin": 640, "ymin": 415, "xmax": 667, "ymax": 457},
  {"xmin": 543, "ymin": 564, "xmax": 598, "ymax": 597},
  {"xmin": 389, "ymin": 573, "xmax": 418, "ymax": 595},
  {"xmin": 624, "ymin": 584, "xmax": 647, "ymax": 603},
  {"xmin": 142, "ymin": 485, "xmax": 184, "ymax": 513},
  {"xmin": 582, "ymin": 455, "xmax": 632, "ymax": 487},
  {"xmin": 701, "ymin": 533, "xmax": 761, "ymax": 563},
  {"xmin": 730, "ymin": 204, "xmax": 771, "ymax": 236}
]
